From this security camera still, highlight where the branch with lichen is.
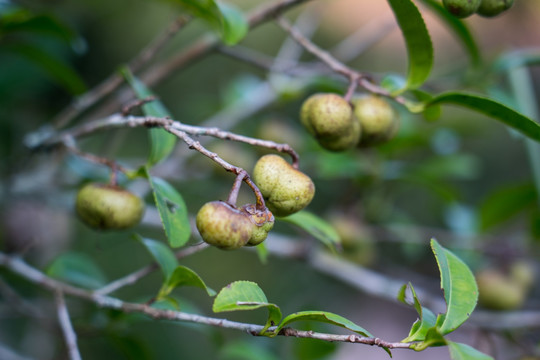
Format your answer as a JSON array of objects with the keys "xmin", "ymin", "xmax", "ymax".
[{"xmin": 0, "ymin": 251, "xmax": 412, "ymax": 352}]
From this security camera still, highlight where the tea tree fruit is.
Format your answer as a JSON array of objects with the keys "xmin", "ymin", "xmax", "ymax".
[
  {"xmin": 242, "ymin": 204, "xmax": 274, "ymax": 246},
  {"xmin": 352, "ymin": 95, "xmax": 399, "ymax": 146},
  {"xmin": 476, "ymin": 269, "xmax": 526, "ymax": 310},
  {"xmin": 443, "ymin": 0, "xmax": 481, "ymax": 18},
  {"xmin": 476, "ymin": 0, "xmax": 513, "ymax": 17},
  {"xmin": 196, "ymin": 201, "xmax": 253, "ymax": 250},
  {"xmin": 300, "ymin": 93, "xmax": 360, "ymax": 151},
  {"xmin": 253, "ymin": 155, "xmax": 315, "ymax": 217},
  {"xmin": 76, "ymin": 183, "xmax": 145, "ymax": 230}
]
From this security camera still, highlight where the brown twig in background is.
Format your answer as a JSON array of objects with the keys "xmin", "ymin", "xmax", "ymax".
[
  {"xmin": 55, "ymin": 291, "xmax": 82, "ymax": 360},
  {"xmin": 0, "ymin": 251, "xmax": 412, "ymax": 351},
  {"xmin": 276, "ymin": 17, "xmax": 408, "ymax": 106}
]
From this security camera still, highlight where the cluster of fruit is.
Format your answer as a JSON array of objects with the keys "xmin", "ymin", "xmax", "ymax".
[
  {"xmin": 443, "ymin": 0, "xmax": 513, "ymax": 18},
  {"xmin": 196, "ymin": 154, "xmax": 315, "ymax": 249},
  {"xmin": 300, "ymin": 93, "xmax": 399, "ymax": 151}
]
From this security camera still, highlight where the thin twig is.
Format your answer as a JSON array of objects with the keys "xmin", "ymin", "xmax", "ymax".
[
  {"xmin": 0, "ymin": 252, "xmax": 412, "ymax": 351},
  {"xmin": 276, "ymin": 17, "xmax": 408, "ymax": 106},
  {"xmin": 54, "ymin": 16, "xmax": 191, "ymax": 128},
  {"xmin": 55, "ymin": 291, "xmax": 82, "ymax": 360},
  {"xmin": 94, "ymin": 242, "xmax": 209, "ymax": 296}
]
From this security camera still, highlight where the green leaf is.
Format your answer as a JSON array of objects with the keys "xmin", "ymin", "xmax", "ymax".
[
  {"xmin": 448, "ymin": 342, "xmax": 494, "ymax": 360},
  {"xmin": 408, "ymin": 154, "xmax": 481, "ymax": 181},
  {"xmin": 212, "ymin": 281, "xmax": 282, "ymax": 334},
  {"xmin": 47, "ymin": 252, "xmax": 107, "ymax": 290},
  {"xmin": 410, "ymin": 327, "xmax": 447, "ymax": 351},
  {"xmin": 144, "ymin": 169, "xmax": 191, "ymax": 248},
  {"xmin": 158, "ymin": 265, "xmax": 216, "ymax": 298},
  {"xmin": 172, "ymin": 0, "xmax": 247, "ymax": 45},
  {"xmin": 121, "ymin": 68, "xmax": 176, "ymax": 166},
  {"xmin": 387, "ymin": 0, "xmax": 433, "ymax": 91},
  {"xmin": 280, "ymin": 211, "xmax": 340, "ymax": 251},
  {"xmin": 425, "ymin": 92, "xmax": 540, "ymax": 142},
  {"xmin": 398, "ymin": 283, "xmax": 437, "ymax": 342},
  {"xmin": 430, "ymin": 239, "xmax": 478, "ymax": 335},
  {"xmin": 135, "ymin": 235, "xmax": 178, "ymax": 280},
  {"xmin": 479, "ymin": 182, "xmax": 537, "ymax": 231},
  {"xmin": 275, "ymin": 311, "xmax": 373, "ymax": 338},
  {"xmin": 216, "ymin": 2, "xmax": 248, "ymax": 45},
  {"xmin": 418, "ymin": 0, "xmax": 480, "ymax": 67},
  {"xmin": 2, "ymin": 43, "xmax": 86, "ymax": 94}
]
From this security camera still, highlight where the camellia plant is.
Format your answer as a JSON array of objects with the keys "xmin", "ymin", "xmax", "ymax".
[{"xmin": 1, "ymin": 0, "xmax": 539, "ymax": 359}]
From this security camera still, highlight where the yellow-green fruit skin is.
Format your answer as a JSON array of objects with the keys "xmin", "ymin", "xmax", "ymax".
[
  {"xmin": 242, "ymin": 204, "xmax": 274, "ymax": 246},
  {"xmin": 443, "ymin": 0, "xmax": 481, "ymax": 18},
  {"xmin": 196, "ymin": 201, "xmax": 253, "ymax": 250},
  {"xmin": 253, "ymin": 155, "xmax": 315, "ymax": 217},
  {"xmin": 352, "ymin": 95, "xmax": 399, "ymax": 146},
  {"xmin": 300, "ymin": 93, "xmax": 360, "ymax": 151},
  {"xmin": 476, "ymin": 269, "xmax": 526, "ymax": 310},
  {"xmin": 476, "ymin": 0, "xmax": 513, "ymax": 17},
  {"xmin": 76, "ymin": 183, "xmax": 145, "ymax": 230}
]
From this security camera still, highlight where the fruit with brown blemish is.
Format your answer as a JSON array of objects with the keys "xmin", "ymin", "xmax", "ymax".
[
  {"xmin": 352, "ymin": 95, "xmax": 399, "ymax": 146},
  {"xmin": 442, "ymin": 0, "xmax": 481, "ymax": 18},
  {"xmin": 75, "ymin": 183, "xmax": 145, "ymax": 230},
  {"xmin": 196, "ymin": 201, "xmax": 253, "ymax": 250},
  {"xmin": 241, "ymin": 204, "xmax": 275, "ymax": 246},
  {"xmin": 253, "ymin": 155, "xmax": 315, "ymax": 217},
  {"xmin": 300, "ymin": 93, "xmax": 360, "ymax": 151}
]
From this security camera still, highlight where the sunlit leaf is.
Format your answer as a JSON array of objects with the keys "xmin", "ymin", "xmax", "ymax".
[
  {"xmin": 275, "ymin": 311, "xmax": 373, "ymax": 338},
  {"xmin": 47, "ymin": 252, "xmax": 107, "ymax": 290},
  {"xmin": 398, "ymin": 283, "xmax": 437, "ymax": 342},
  {"xmin": 158, "ymin": 265, "xmax": 216, "ymax": 297},
  {"xmin": 448, "ymin": 341, "xmax": 494, "ymax": 360},
  {"xmin": 430, "ymin": 239, "xmax": 478, "ymax": 335},
  {"xmin": 387, "ymin": 0, "xmax": 433, "ymax": 91},
  {"xmin": 213, "ymin": 281, "xmax": 281, "ymax": 334}
]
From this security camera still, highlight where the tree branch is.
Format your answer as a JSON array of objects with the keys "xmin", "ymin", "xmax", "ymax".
[
  {"xmin": 55, "ymin": 291, "xmax": 82, "ymax": 360},
  {"xmin": 0, "ymin": 252, "xmax": 412, "ymax": 351}
]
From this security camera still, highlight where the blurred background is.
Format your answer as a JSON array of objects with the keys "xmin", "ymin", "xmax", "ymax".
[{"xmin": 1, "ymin": 0, "xmax": 539, "ymax": 359}]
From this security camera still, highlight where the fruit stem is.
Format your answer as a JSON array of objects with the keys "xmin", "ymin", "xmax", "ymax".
[
  {"xmin": 344, "ymin": 74, "xmax": 359, "ymax": 102},
  {"xmin": 227, "ymin": 171, "xmax": 247, "ymax": 206}
]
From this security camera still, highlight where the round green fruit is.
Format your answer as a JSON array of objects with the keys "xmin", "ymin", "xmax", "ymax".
[
  {"xmin": 76, "ymin": 183, "xmax": 145, "ymax": 230},
  {"xmin": 476, "ymin": 269, "xmax": 526, "ymax": 310},
  {"xmin": 443, "ymin": 0, "xmax": 481, "ymax": 18},
  {"xmin": 352, "ymin": 95, "xmax": 399, "ymax": 146},
  {"xmin": 196, "ymin": 201, "xmax": 253, "ymax": 250},
  {"xmin": 476, "ymin": 0, "xmax": 513, "ymax": 17},
  {"xmin": 241, "ymin": 204, "xmax": 274, "ymax": 246},
  {"xmin": 300, "ymin": 93, "xmax": 360, "ymax": 151},
  {"xmin": 253, "ymin": 155, "xmax": 315, "ymax": 217}
]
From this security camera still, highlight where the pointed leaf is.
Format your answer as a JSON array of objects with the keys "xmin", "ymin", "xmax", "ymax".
[
  {"xmin": 122, "ymin": 68, "xmax": 176, "ymax": 165},
  {"xmin": 135, "ymin": 235, "xmax": 178, "ymax": 280},
  {"xmin": 144, "ymin": 169, "xmax": 191, "ymax": 248},
  {"xmin": 418, "ymin": 0, "xmax": 480, "ymax": 67},
  {"xmin": 213, "ymin": 281, "xmax": 281, "ymax": 334},
  {"xmin": 410, "ymin": 327, "xmax": 447, "ymax": 351},
  {"xmin": 479, "ymin": 182, "xmax": 536, "ymax": 231},
  {"xmin": 280, "ymin": 211, "xmax": 340, "ymax": 251},
  {"xmin": 430, "ymin": 239, "xmax": 478, "ymax": 335},
  {"xmin": 448, "ymin": 342, "xmax": 494, "ymax": 360},
  {"xmin": 47, "ymin": 252, "xmax": 107, "ymax": 290},
  {"xmin": 276, "ymin": 311, "xmax": 373, "ymax": 338},
  {"xmin": 158, "ymin": 265, "xmax": 216, "ymax": 297},
  {"xmin": 387, "ymin": 0, "xmax": 433, "ymax": 91},
  {"xmin": 425, "ymin": 92, "xmax": 540, "ymax": 142},
  {"xmin": 398, "ymin": 283, "xmax": 437, "ymax": 342},
  {"xmin": 217, "ymin": 2, "xmax": 248, "ymax": 45}
]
